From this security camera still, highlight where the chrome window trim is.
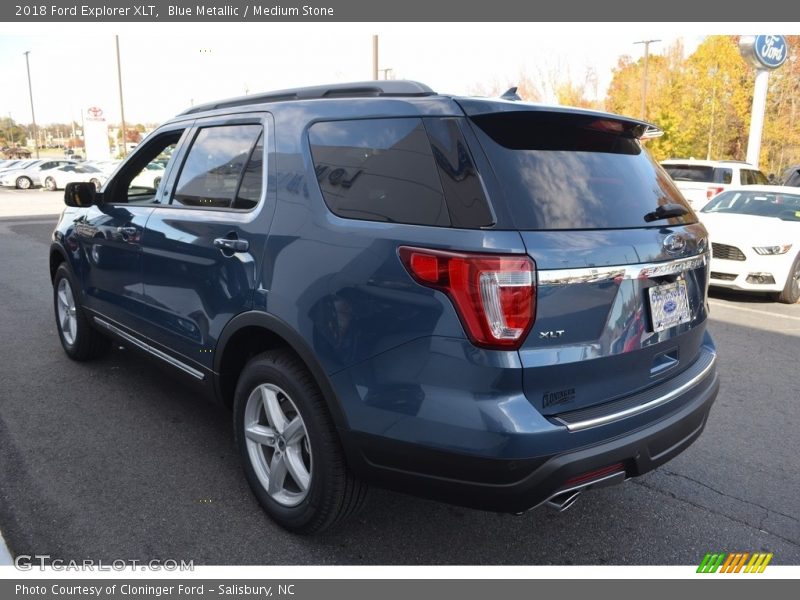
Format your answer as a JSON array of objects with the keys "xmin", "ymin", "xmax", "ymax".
[{"xmin": 538, "ymin": 254, "xmax": 707, "ymax": 286}]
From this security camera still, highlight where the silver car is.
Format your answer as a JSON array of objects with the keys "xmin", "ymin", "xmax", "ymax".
[{"xmin": 0, "ymin": 159, "xmax": 76, "ymax": 189}]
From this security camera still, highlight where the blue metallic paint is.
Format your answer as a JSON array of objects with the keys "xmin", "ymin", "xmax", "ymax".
[{"xmin": 50, "ymin": 92, "xmax": 719, "ymax": 512}]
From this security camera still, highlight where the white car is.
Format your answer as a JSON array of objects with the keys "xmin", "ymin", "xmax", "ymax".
[
  {"xmin": 661, "ymin": 159, "xmax": 768, "ymax": 209},
  {"xmin": 0, "ymin": 159, "xmax": 76, "ymax": 189},
  {"xmin": 41, "ymin": 164, "xmax": 107, "ymax": 191},
  {"xmin": 130, "ymin": 161, "xmax": 166, "ymax": 189},
  {"xmin": 84, "ymin": 160, "xmax": 121, "ymax": 176},
  {"xmin": 699, "ymin": 185, "xmax": 800, "ymax": 303}
]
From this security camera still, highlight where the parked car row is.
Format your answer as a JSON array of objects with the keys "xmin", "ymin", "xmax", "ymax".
[
  {"xmin": 0, "ymin": 158, "xmax": 77, "ymax": 189},
  {"xmin": 0, "ymin": 157, "xmax": 165, "ymax": 192}
]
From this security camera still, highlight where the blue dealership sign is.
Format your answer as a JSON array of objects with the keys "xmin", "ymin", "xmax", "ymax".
[{"xmin": 753, "ymin": 35, "xmax": 788, "ymax": 69}]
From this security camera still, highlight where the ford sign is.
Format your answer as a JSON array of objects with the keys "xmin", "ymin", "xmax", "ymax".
[
  {"xmin": 754, "ymin": 35, "xmax": 787, "ymax": 69},
  {"xmin": 739, "ymin": 35, "xmax": 788, "ymax": 70}
]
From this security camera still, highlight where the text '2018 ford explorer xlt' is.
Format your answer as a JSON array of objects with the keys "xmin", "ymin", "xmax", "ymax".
[{"xmin": 51, "ymin": 81, "xmax": 719, "ymax": 533}]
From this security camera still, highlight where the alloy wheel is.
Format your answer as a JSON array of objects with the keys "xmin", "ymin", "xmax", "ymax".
[
  {"xmin": 243, "ymin": 383, "xmax": 313, "ymax": 507},
  {"xmin": 56, "ymin": 277, "xmax": 78, "ymax": 345}
]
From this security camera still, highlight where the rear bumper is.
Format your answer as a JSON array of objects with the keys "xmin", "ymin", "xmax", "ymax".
[{"xmin": 344, "ymin": 357, "xmax": 719, "ymax": 513}]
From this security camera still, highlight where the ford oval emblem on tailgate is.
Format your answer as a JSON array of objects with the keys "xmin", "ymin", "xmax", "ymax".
[{"xmin": 663, "ymin": 233, "xmax": 686, "ymax": 255}]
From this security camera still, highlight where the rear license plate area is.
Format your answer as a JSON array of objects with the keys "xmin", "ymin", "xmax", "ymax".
[{"xmin": 648, "ymin": 280, "xmax": 691, "ymax": 332}]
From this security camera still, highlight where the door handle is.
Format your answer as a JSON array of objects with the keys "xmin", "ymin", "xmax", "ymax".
[
  {"xmin": 116, "ymin": 226, "xmax": 137, "ymax": 236},
  {"xmin": 213, "ymin": 237, "xmax": 249, "ymax": 253}
]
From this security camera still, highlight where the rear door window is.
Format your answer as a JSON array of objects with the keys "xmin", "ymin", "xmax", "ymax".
[
  {"xmin": 470, "ymin": 112, "xmax": 694, "ymax": 230},
  {"xmin": 173, "ymin": 124, "xmax": 263, "ymax": 209}
]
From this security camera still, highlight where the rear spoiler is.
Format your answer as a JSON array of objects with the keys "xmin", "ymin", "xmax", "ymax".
[{"xmin": 455, "ymin": 97, "xmax": 662, "ymax": 141}]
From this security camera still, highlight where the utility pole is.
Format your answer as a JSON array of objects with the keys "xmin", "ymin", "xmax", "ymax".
[
  {"xmin": 634, "ymin": 39, "xmax": 660, "ymax": 121},
  {"xmin": 6, "ymin": 112, "xmax": 13, "ymax": 145},
  {"xmin": 116, "ymin": 35, "xmax": 128, "ymax": 157},
  {"xmin": 23, "ymin": 51, "xmax": 39, "ymax": 158},
  {"xmin": 372, "ymin": 35, "xmax": 379, "ymax": 80},
  {"xmin": 378, "ymin": 68, "xmax": 393, "ymax": 80}
]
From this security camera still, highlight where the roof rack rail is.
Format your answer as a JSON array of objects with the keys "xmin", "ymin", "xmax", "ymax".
[{"xmin": 179, "ymin": 80, "xmax": 436, "ymax": 115}]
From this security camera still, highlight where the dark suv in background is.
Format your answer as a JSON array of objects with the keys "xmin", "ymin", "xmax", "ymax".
[{"xmin": 50, "ymin": 81, "xmax": 719, "ymax": 533}]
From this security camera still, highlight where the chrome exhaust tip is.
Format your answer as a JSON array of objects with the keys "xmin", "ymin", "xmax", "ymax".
[
  {"xmin": 545, "ymin": 489, "xmax": 582, "ymax": 512},
  {"xmin": 543, "ymin": 469, "xmax": 627, "ymax": 512}
]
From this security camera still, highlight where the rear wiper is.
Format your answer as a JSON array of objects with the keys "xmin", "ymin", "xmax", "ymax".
[{"xmin": 644, "ymin": 203, "xmax": 690, "ymax": 223}]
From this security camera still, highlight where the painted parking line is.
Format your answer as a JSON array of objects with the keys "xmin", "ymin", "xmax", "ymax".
[
  {"xmin": 0, "ymin": 529, "xmax": 12, "ymax": 566},
  {"xmin": 708, "ymin": 299, "xmax": 800, "ymax": 322}
]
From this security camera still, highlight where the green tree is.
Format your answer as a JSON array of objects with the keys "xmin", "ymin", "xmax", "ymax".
[{"xmin": 0, "ymin": 117, "xmax": 28, "ymax": 147}]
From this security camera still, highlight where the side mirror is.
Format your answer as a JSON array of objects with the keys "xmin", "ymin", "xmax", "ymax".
[{"xmin": 64, "ymin": 182, "xmax": 97, "ymax": 207}]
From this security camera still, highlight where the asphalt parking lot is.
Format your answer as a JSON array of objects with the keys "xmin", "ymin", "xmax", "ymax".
[{"xmin": 0, "ymin": 187, "xmax": 798, "ymax": 565}]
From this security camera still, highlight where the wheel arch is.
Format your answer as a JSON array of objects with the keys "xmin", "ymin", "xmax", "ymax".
[
  {"xmin": 214, "ymin": 311, "xmax": 351, "ymax": 434},
  {"xmin": 49, "ymin": 243, "xmax": 69, "ymax": 282}
]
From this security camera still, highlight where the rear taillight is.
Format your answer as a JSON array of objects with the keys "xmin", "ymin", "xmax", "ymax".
[
  {"xmin": 398, "ymin": 246, "xmax": 536, "ymax": 349},
  {"xmin": 707, "ymin": 186, "xmax": 724, "ymax": 200}
]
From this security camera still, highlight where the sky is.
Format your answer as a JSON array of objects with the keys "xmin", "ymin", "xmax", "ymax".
[{"xmin": 0, "ymin": 21, "xmax": 783, "ymax": 127}]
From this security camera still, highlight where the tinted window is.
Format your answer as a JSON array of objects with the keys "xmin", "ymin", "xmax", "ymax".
[
  {"xmin": 423, "ymin": 117, "xmax": 494, "ymax": 228},
  {"xmin": 743, "ymin": 169, "xmax": 768, "ymax": 185},
  {"xmin": 713, "ymin": 168, "xmax": 733, "ymax": 184},
  {"xmin": 781, "ymin": 166, "xmax": 800, "ymax": 187},
  {"xmin": 471, "ymin": 112, "xmax": 694, "ymax": 230},
  {"xmin": 232, "ymin": 133, "xmax": 263, "ymax": 210},
  {"xmin": 662, "ymin": 165, "xmax": 711, "ymax": 182},
  {"xmin": 662, "ymin": 165, "xmax": 733, "ymax": 184},
  {"xmin": 309, "ymin": 118, "xmax": 449, "ymax": 226},
  {"xmin": 174, "ymin": 124, "xmax": 262, "ymax": 209}
]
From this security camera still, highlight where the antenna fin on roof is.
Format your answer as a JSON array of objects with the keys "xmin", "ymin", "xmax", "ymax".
[{"xmin": 500, "ymin": 87, "xmax": 522, "ymax": 101}]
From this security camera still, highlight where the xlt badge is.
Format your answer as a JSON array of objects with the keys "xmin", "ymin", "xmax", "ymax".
[{"xmin": 539, "ymin": 330, "xmax": 565, "ymax": 339}]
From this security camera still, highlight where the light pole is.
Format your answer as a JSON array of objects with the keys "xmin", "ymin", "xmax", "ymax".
[
  {"xmin": 634, "ymin": 39, "xmax": 660, "ymax": 121},
  {"xmin": 23, "ymin": 51, "xmax": 39, "ymax": 158},
  {"xmin": 372, "ymin": 35, "xmax": 379, "ymax": 80},
  {"xmin": 116, "ymin": 35, "xmax": 128, "ymax": 157}
]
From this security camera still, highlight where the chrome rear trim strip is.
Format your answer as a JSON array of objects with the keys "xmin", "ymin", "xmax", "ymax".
[
  {"xmin": 538, "ymin": 254, "xmax": 707, "ymax": 286},
  {"xmin": 93, "ymin": 316, "xmax": 205, "ymax": 381},
  {"xmin": 555, "ymin": 352, "xmax": 716, "ymax": 432}
]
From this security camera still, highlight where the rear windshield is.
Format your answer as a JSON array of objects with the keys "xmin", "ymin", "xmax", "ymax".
[
  {"xmin": 470, "ymin": 112, "xmax": 694, "ymax": 230},
  {"xmin": 662, "ymin": 165, "xmax": 733, "ymax": 184}
]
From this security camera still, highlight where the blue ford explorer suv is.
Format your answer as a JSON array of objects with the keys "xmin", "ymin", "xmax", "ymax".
[{"xmin": 50, "ymin": 81, "xmax": 719, "ymax": 533}]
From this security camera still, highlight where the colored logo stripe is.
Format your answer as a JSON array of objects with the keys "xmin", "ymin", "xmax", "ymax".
[
  {"xmin": 697, "ymin": 552, "xmax": 773, "ymax": 573},
  {"xmin": 697, "ymin": 553, "xmax": 725, "ymax": 573},
  {"xmin": 745, "ymin": 553, "xmax": 773, "ymax": 573}
]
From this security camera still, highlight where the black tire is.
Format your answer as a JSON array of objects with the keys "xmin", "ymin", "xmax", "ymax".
[
  {"xmin": 233, "ymin": 350, "xmax": 367, "ymax": 534},
  {"xmin": 44, "ymin": 177, "xmax": 57, "ymax": 191},
  {"xmin": 776, "ymin": 254, "xmax": 800, "ymax": 304},
  {"xmin": 16, "ymin": 176, "xmax": 32, "ymax": 190},
  {"xmin": 53, "ymin": 263, "xmax": 110, "ymax": 361}
]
